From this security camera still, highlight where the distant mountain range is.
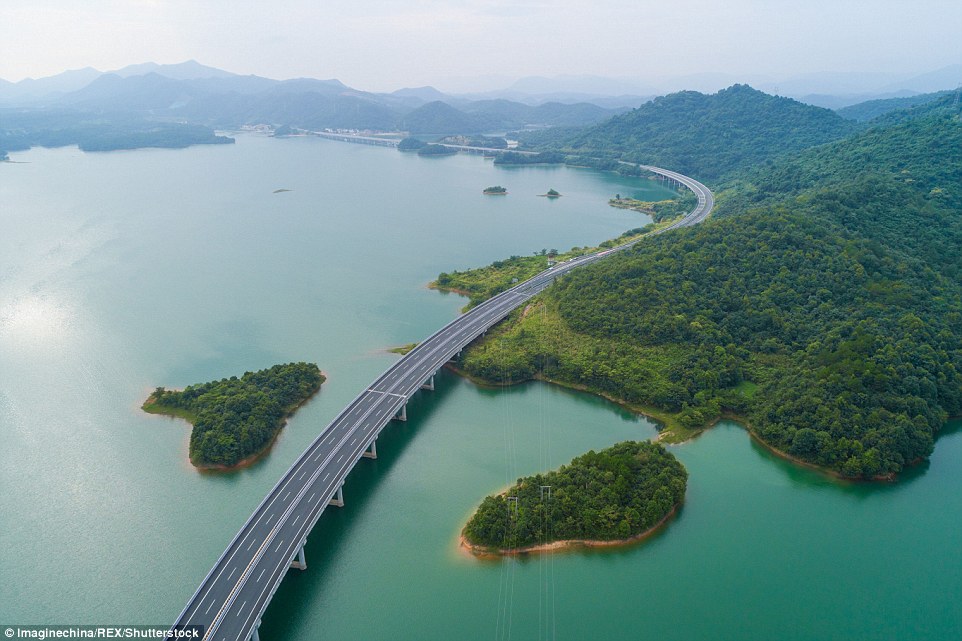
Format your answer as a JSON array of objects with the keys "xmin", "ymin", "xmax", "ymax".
[
  {"xmin": 0, "ymin": 60, "xmax": 626, "ymax": 134},
  {"xmin": 5, "ymin": 60, "xmax": 959, "ymax": 121},
  {"xmin": 438, "ymin": 65, "xmax": 962, "ymax": 109},
  {"xmin": 2, "ymin": 61, "xmax": 959, "ymax": 161}
]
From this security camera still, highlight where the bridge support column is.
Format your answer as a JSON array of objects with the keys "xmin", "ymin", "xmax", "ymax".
[
  {"xmin": 291, "ymin": 540, "xmax": 307, "ymax": 570},
  {"xmin": 251, "ymin": 621, "xmax": 261, "ymax": 641},
  {"xmin": 421, "ymin": 374, "xmax": 435, "ymax": 391},
  {"xmin": 329, "ymin": 485, "xmax": 344, "ymax": 507},
  {"xmin": 362, "ymin": 439, "xmax": 377, "ymax": 459},
  {"xmin": 394, "ymin": 403, "xmax": 407, "ymax": 422}
]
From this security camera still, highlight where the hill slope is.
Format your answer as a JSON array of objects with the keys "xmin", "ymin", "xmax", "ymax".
[
  {"xmin": 835, "ymin": 90, "xmax": 952, "ymax": 122},
  {"xmin": 519, "ymin": 85, "xmax": 858, "ymax": 181},
  {"xmin": 445, "ymin": 105, "xmax": 962, "ymax": 479}
]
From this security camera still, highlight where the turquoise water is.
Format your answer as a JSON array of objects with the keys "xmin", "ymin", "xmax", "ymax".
[{"xmin": 1, "ymin": 137, "xmax": 959, "ymax": 639}]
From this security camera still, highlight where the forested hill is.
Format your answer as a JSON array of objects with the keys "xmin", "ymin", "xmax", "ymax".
[
  {"xmin": 517, "ymin": 85, "xmax": 857, "ymax": 181},
  {"xmin": 721, "ymin": 109, "xmax": 962, "ymax": 279},
  {"xmin": 449, "ymin": 100, "xmax": 962, "ymax": 479},
  {"xmin": 835, "ymin": 90, "xmax": 952, "ymax": 122}
]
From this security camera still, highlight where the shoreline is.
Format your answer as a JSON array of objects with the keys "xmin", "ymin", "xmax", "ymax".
[
  {"xmin": 459, "ymin": 504, "xmax": 680, "ymax": 557},
  {"xmin": 444, "ymin": 361, "xmax": 925, "ymax": 482},
  {"xmin": 442, "ymin": 361, "xmax": 688, "ymax": 439}
]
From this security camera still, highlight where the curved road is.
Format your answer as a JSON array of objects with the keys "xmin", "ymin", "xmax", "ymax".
[{"xmin": 170, "ymin": 165, "xmax": 713, "ymax": 641}]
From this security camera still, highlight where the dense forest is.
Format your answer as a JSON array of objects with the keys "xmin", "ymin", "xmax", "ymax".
[
  {"xmin": 463, "ymin": 441, "xmax": 686, "ymax": 550},
  {"xmin": 417, "ymin": 143, "xmax": 457, "ymax": 156},
  {"xmin": 441, "ymin": 102, "xmax": 962, "ymax": 479},
  {"xmin": 513, "ymin": 85, "xmax": 857, "ymax": 180},
  {"xmin": 144, "ymin": 362, "xmax": 324, "ymax": 467},
  {"xmin": 835, "ymin": 90, "xmax": 952, "ymax": 122}
]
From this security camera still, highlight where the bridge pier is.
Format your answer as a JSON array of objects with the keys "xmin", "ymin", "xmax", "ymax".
[
  {"xmin": 329, "ymin": 485, "xmax": 344, "ymax": 507},
  {"xmin": 421, "ymin": 374, "xmax": 435, "ymax": 391},
  {"xmin": 251, "ymin": 620, "xmax": 261, "ymax": 641},
  {"xmin": 362, "ymin": 439, "xmax": 377, "ymax": 459},
  {"xmin": 394, "ymin": 403, "xmax": 407, "ymax": 422},
  {"xmin": 291, "ymin": 539, "xmax": 307, "ymax": 570}
]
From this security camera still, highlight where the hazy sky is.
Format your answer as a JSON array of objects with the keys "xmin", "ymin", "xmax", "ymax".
[{"xmin": 2, "ymin": 0, "xmax": 960, "ymax": 91}]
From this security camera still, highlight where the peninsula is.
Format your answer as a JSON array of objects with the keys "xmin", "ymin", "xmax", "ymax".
[
  {"xmin": 462, "ymin": 441, "xmax": 686, "ymax": 555},
  {"xmin": 144, "ymin": 362, "xmax": 325, "ymax": 469},
  {"xmin": 438, "ymin": 91, "xmax": 962, "ymax": 480}
]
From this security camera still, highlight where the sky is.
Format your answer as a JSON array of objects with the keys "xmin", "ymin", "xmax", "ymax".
[{"xmin": 1, "ymin": 0, "xmax": 960, "ymax": 92}]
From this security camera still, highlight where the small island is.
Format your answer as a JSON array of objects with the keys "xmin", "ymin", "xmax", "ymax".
[
  {"xmin": 540, "ymin": 188, "xmax": 561, "ymax": 198},
  {"xmin": 398, "ymin": 137, "xmax": 427, "ymax": 152},
  {"xmin": 483, "ymin": 185, "xmax": 507, "ymax": 195},
  {"xmin": 462, "ymin": 441, "xmax": 686, "ymax": 555},
  {"xmin": 417, "ymin": 144, "xmax": 457, "ymax": 157},
  {"xmin": 143, "ymin": 362, "xmax": 325, "ymax": 469}
]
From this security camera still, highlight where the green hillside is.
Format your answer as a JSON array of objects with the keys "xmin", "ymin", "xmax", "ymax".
[
  {"xmin": 444, "ymin": 103, "xmax": 962, "ymax": 479},
  {"xmin": 517, "ymin": 85, "xmax": 857, "ymax": 181},
  {"xmin": 836, "ymin": 90, "xmax": 952, "ymax": 122},
  {"xmin": 398, "ymin": 100, "xmax": 494, "ymax": 134}
]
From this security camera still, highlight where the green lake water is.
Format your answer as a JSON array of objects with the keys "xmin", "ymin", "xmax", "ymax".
[{"xmin": 1, "ymin": 136, "xmax": 959, "ymax": 640}]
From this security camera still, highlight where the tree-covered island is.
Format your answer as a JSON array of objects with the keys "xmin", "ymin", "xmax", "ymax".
[
  {"xmin": 462, "ymin": 441, "xmax": 686, "ymax": 554},
  {"xmin": 417, "ymin": 143, "xmax": 457, "ymax": 156},
  {"xmin": 483, "ymin": 185, "xmax": 507, "ymax": 194},
  {"xmin": 143, "ymin": 362, "xmax": 325, "ymax": 469}
]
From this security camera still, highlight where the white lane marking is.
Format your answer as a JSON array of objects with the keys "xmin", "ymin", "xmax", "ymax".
[
  {"xmin": 274, "ymin": 539, "xmax": 285, "ymax": 553},
  {"xmin": 266, "ymin": 513, "xmax": 275, "ymax": 524},
  {"xmin": 205, "ymin": 599, "xmax": 215, "ymax": 615},
  {"xmin": 367, "ymin": 389, "xmax": 405, "ymax": 398},
  {"xmin": 309, "ymin": 492, "xmax": 317, "ymax": 503},
  {"xmin": 227, "ymin": 567, "xmax": 237, "ymax": 580},
  {"xmin": 299, "ymin": 470, "xmax": 306, "ymax": 480},
  {"xmin": 257, "ymin": 568, "xmax": 266, "ymax": 582},
  {"xmin": 237, "ymin": 601, "xmax": 247, "ymax": 616},
  {"xmin": 293, "ymin": 514, "xmax": 301, "ymax": 525},
  {"xmin": 246, "ymin": 538, "xmax": 256, "ymax": 551},
  {"xmin": 350, "ymin": 437, "xmax": 358, "ymax": 445},
  {"xmin": 337, "ymin": 454, "xmax": 345, "ymax": 463},
  {"xmin": 283, "ymin": 491, "xmax": 291, "ymax": 501},
  {"xmin": 313, "ymin": 452, "xmax": 321, "ymax": 461},
  {"xmin": 323, "ymin": 473, "xmax": 331, "ymax": 482}
]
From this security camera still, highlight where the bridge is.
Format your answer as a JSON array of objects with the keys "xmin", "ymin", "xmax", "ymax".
[{"xmin": 170, "ymin": 165, "xmax": 713, "ymax": 641}]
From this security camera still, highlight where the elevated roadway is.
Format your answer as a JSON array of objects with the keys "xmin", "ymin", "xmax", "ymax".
[{"xmin": 170, "ymin": 165, "xmax": 713, "ymax": 641}]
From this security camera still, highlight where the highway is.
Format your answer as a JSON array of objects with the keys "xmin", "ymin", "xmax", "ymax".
[{"xmin": 170, "ymin": 165, "xmax": 713, "ymax": 641}]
